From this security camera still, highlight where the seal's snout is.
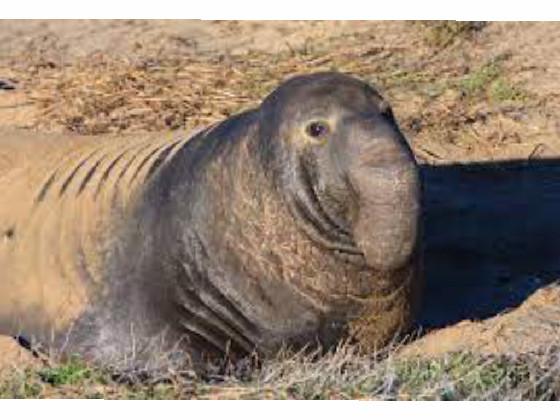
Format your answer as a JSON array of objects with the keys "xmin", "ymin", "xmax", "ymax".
[
  {"xmin": 350, "ymin": 164, "xmax": 420, "ymax": 271},
  {"xmin": 344, "ymin": 119, "xmax": 421, "ymax": 272}
]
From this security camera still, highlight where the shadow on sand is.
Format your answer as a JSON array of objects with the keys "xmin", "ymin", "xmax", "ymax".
[{"xmin": 420, "ymin": 158, "xmax": 560, "ymax": 329}]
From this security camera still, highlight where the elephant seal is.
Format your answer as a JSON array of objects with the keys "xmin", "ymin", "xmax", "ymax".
[{"xmin": 0, "ymin": 72, "xmax": 422, "ymax": 371}]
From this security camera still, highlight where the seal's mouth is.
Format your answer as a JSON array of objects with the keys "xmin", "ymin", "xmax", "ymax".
[{"xmin": 286, "ymin": 157, "xmax": 368, "ymax": 266}]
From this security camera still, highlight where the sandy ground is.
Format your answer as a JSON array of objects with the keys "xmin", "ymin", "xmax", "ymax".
[
  {"xmin": 0, "ymin": 20, "xmax": 387, "ymax": 58},
  {"xmin": 1, "ymin": 20, "xmax": 560, "ymax": 370}
]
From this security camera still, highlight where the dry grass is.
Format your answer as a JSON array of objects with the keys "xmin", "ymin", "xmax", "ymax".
[
  {"xmin": 2, "ymin": 342, "xmax": 560, "ymax": 400},
  {"xmin": 5, "ymin": 22, "xmax": 543, "ymax": 165},
  {"xmin": 14, "ymin": 31, "xmax": 409, "ymax": 134},
  {"xmin": 21, "ymin": 43, "xmax": 416, "ymax": 135}
]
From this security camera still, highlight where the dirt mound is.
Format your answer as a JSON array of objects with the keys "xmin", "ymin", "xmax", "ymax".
[
  {"xmin": 404, "ymin": 285, "xmax": 560, "ymax": 357},
  {"xmin": 0, "ymin": 336, "xmax": 41, "ymax": 378}
]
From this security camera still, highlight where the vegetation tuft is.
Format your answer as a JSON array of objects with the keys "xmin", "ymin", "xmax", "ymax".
[
  {"xmin": 417, "ymin": 21, "xmax": 487, "ymax": 49},
  {"xmin": 2, "ymin": 344, "xmax": 560, "ymax": 400}
]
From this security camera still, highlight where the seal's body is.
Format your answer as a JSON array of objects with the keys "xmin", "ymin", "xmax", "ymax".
[{"xmin": 0, "ymin": 73, "xmax": 422, "ymax": 370}]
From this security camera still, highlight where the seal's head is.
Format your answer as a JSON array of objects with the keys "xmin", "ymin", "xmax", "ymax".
[
  {"xmin": 259, "ymin": 72, "xmax": 420, "ymax": 273},
  {"xmin": 248, "ymin": 72, "xmax": 422, "ymax": 350}
]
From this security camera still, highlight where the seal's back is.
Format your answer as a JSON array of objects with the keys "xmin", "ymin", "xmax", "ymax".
[{"xmin": 0, "ymin": 130, "xmax": 189, "ymax": 337}]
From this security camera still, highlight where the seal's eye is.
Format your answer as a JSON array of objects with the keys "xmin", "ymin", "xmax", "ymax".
[{"xmin": 306, "ymin": 121, "xmax": 329, "ymax": 139}]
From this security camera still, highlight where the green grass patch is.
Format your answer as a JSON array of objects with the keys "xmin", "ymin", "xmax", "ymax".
[
  {"xmin": 393, "ymin": 353, "xmax": 535, "ymax": 400},
  {"xmin": 38, "ymin": 356, "xmax": 93, "ymax": 386},
  {"xmin": 457, "ymin": 55, "xmax": 529, "ymax": 104},
  {"xmin": 489, "ymin": 78, "xmax": 529, "ymax": 103},
  {"xmin": 459, "ymin": 60, "xmax": 502, "ymax": 97}
]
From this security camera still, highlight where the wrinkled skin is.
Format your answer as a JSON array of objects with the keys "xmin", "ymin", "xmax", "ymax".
[{"xmin": 0, "ymin": 72, "xmax": 422, "ymax": 371}]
